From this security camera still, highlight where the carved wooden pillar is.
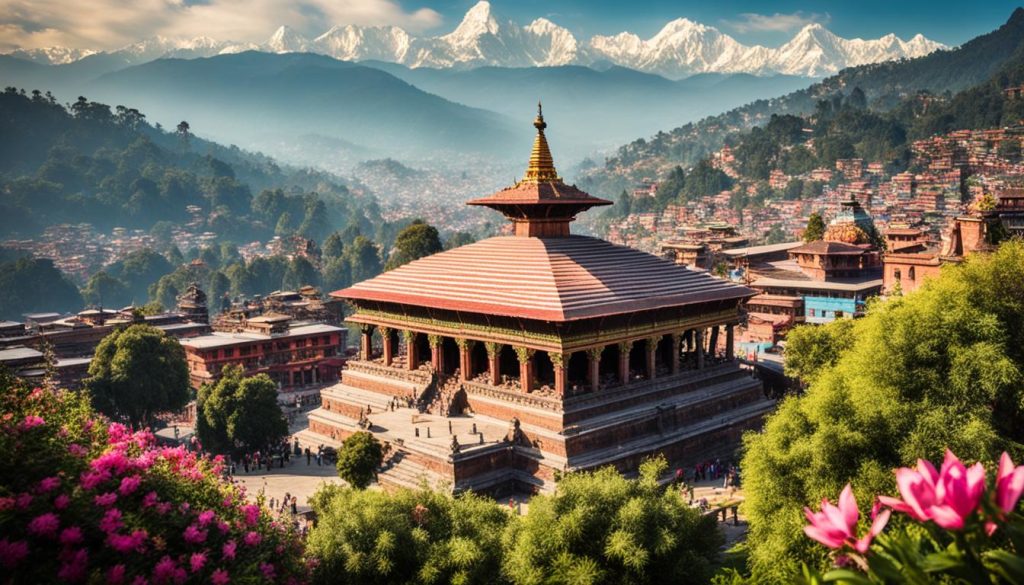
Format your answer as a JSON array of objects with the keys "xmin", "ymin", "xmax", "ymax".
[
  {"xmin": 457, "ymin": 338, "xmax": 475, "ymax": 382},
  {"xmin": 550, "ymin": 352, "xmax": 567, "ymax": 398},
  {"xmin": 380, "ymin": 326, "xmax": 393, "ymax": 367},
  {"xmin": 587, "ymin": 347, "xmax": 603, "ymax": 393},
  {"xmin": 708, "ymin": 325, "xmax": 720, "ymax": 361},
  {"xmin": 404, "ymin": 330, "xmax": 418, "ymax": 370},
  {"xmin": 696, "ymin": 330, "xmax": 705, "ymax": 370},
  {"xmin": 671, "ymin": 334, "xmax": 681, "ymax": 375},
  {"xmin": 726, "ymin": 324, "xmax": 735, "ymax": 361},
  {"xmin": 645, "ymin": 336, "xmax": 658, "ymax": 380},
  {"xmin": 428, "ymin": 334, "xmax": 443, "ymax": 374},
  {"xmin": 485, "ymin": 342, "xmax": 502, "ymax": 386},
  {"xmin": 359, "ymin": 324, "xmax": 375, "ymax": 361},
  {"xmin": 618, "ymin": 341, "xmax": 632, "ymax": 385},
  {"xmin": 515, "ymin": 346, "xmax": 535, "ymax": 393}
]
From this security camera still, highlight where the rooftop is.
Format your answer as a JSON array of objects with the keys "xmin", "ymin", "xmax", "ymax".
[
  {"xmin": 790, "ymin": 240, "xmax": 871, "ymax": 255},
  {"xmin": 179, "ymin": 323, "xmax": 343, "ymax": 350},
  {"xmin": 337, "ymin": 235, "xmax": 755, "ymax": 322}
]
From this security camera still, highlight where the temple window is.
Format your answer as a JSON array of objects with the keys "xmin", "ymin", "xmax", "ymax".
[
  {"xmin": 908, "ymin": 267, "xmax": 916, "ymax": 281},
  {"xmin": 894, "ymin": 269, "xmax": 902, "ymax": 281}
]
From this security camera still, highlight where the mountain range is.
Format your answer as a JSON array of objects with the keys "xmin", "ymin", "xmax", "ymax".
[{"xmin": 4, "ymin": 1, "xmax": 946, "ymax": 79}]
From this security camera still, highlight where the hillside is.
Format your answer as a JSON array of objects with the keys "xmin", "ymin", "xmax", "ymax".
[
  {"xmin": 0, "ymin": 87, "xmax": 379, "ymax": 240},
  {"xmin": 577, "ymin": 7, "xmax": 1024, "ymax": 198}
]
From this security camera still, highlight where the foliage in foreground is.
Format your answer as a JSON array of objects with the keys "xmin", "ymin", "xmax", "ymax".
[
  {"xmin": 799, "ymin": 449, "xmax": 1024, "ymax": 584},
  {"xmin": 741, "ymin": 240, "xmax": 1024, "ymax": 581},
  {"xmin": 310, "ymin": 455, "xmax": 723, "ymax": 585},
  {"xmin": 0, "ymin": 374, "xmax": 307, "ymax": 583},
  {"xmin": 307, "ymin": 484, "xmax": 509, "ymax": 585},
  {"xmin": 196, "ymin": 365, "xmax": 288, "ymax": 457}
]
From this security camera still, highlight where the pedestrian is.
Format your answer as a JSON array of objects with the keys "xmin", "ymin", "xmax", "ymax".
[
  {"xmin": 243, "ymin": 455, "xmax": 250, "ymax": 474},
  {"xmin": 291, "ymin": 496, "xmax": 298, "ymax": 515},
  {"xmin": 305, "ymin": 447, "xmax": 311, "ymax": 465},
  {"xmin": 448, "ymin": 420, "xmax": 453, "ymax": 434}
]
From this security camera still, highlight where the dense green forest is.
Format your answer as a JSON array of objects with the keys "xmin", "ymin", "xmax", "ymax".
[{"xmin": 578, "ymin": 7, "xmax": 1024, "ymax": 200}]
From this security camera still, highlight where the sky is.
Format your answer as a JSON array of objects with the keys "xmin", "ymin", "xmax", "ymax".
[{"xmin": 0, "ymin": 0, "xmax": 1021, "ymax": 51}]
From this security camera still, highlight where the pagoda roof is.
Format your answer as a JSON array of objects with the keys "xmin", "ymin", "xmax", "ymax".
[
  {"xmin": 790, "ymin": 241, "xmax": 870, "ymax": 255},
  {"xmin": 334, "ymin": 235, "xmax": 755, "ymax": 322}
]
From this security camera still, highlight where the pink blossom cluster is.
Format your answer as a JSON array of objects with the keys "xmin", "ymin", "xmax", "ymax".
[
  {"xmin": 805, "ymin": 450, "xmax": 1024, "ymax": 553},
  {"xmin": 0, "ymin": 384, "xmax": 308, "ymax": 583}
]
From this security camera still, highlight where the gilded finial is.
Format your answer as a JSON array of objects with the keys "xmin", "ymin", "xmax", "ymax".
[{"xmin": 524, "ymin": 102, "xmax": 557, "ymax": 183}]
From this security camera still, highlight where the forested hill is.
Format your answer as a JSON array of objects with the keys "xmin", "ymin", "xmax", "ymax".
[
  {"xmin": 0, "ymin": 87, "xmax": 381, "ymax": 239},
  {"xmin": 577, "ymin": 7, "xmax": 1024, "ymax": 198}
]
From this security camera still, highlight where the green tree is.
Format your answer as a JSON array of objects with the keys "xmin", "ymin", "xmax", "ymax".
[
  {"xmin": 321, "ymin": 256, "xmax": 352, "ymax": 292},
  {"xmin": 106, "ymin": 248, "xmax": 174, "ymax": 303},
  {"xmin": 207, "ymin": 270, "xmax": 231, "ymax": 313},
  {"xmin": 0, "ymin": 257, "xmax": 82, "ymax": 320},
  {"xmin": 503, "ymin": 456, "xmax": 722, "ymax": 584},
  {"xmin": 444, "ymin": 231, "xmax": 476, "ymax": 250},
  {"xmin": 741, "ymin": 242, "xmax": 1024, "ymax": 582},
  {"xmin": 322, "ymin": 231, "xmax": 346, "ymax": 259},
  {"xmin": 347, "ymin": 236, "xmax": 383, "ymax": 283},
  {"xmin": 336, "ymin": 431, "xmax": 383, "ymax": 489},
  {"xmin": 195, "ymin": 365, "xmax": 288, "ymax": 456},
  {"xmin": 282, "ymin": 256, "xmax": 320, "ymax": 290},
  {"xmin": 782, "ymin": 319, "xmax": 856, "ymax": 385},
  {"xmin": 803, "ymin": 212, "xmax": 826, "ymax": 242},
  {"xmin": 275, "ymin": 212, "xmax": 294, "ymax": 237},
  {"xmin": 385, "ymin": 220, "xmax": 443, "ymax": 271},
  {"xmin": 86, "ymin": 324, "xmax": 190, "ymax": 427},
  {"xmin": 307, "ymin": 484, "xmax": 510, "ymax": 585},
  {"xmin": 81, "ymin": 271, "xmax": 130, "ymax": 307}
]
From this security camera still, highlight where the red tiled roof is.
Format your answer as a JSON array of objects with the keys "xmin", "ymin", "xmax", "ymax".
[
  {"xmin": 790, "ymin": 240, "xmax": 870, "ymax": 255},
  {"xmin": 467, "ymin": 181, "xmax": 610, "ymax": 207},
  {"xmin": 334, "ymin": 236, "xmax": 755, "ymax": 322}
]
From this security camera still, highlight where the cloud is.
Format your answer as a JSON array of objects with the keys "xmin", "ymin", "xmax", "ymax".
[
  {"xmin": 723, "ymin": 11, "xmax": 830, "ymax": 34},
  {"xmin": 0, "ymin": 0, "xmax": 443, "ymax": 51}
]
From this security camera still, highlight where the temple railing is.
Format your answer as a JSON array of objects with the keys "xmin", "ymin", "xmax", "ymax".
[
  {"xmin": 462, "ymin": 380, "xmax": 564, "ymax": 413},
  {"xmin": 344, "ymin": 359, "xmax": 433, "ymax": 386},
  {"xmin": 562, "ymin": 362, "xmax": 737, "ymax": 412}
]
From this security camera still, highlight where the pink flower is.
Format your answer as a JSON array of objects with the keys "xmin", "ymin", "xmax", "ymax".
[
  {"xmin": 211, "ymin": 569, "xmax": 230, "ymax": 585},
  {"xmin": 879, "ymin": 450, "xmax": 986, "ymax": 530},
  {"xmin": 996, "ymin": 452, "xmax": 1024, "ymax": 516},
  {"xmin": 68, "ymin": 443, "xmax": 88, "ymax": 457},
  {"xmin": 183, "ymin": 524, "xmax": 207, "ymax": 544},
  {"xmin": 95, "ymin": 492, "xmax": 118, "ymax": 507},
  {"xmin": 0, "ymin": 539, "xmax": 29, "ymax": 568},
  {"xmin": 216, "ymin": 520, "xmax": 230, "ymax": 534},
  {"xmin": 100, "ymin": 508, "xmax": 123, "ymax": 533},
  {"xmin": 28, "ymin": 512, "xmax": 60, "ymax": 538},
  {"xmin": 119, "ymin": 475, "xmax": 142, "ymax": 496},
  {"xmin": 80, "ymin": 469, "xmax": 112, "ymax": 490},
  {"xmin": 0, "ymin": 497, "xmax": 13, "ymax": 511},
  {"xmin": 142, "ymin": 491, "xmax": 159, "ymax": 508},
  {"xmin": 107, "ymin": 530, "xmax": 147, "ymax": 553},
  {"xmin": 37, "ymin": 476, "xmax": 61, "ymax": 493},
  {"xmin": 242, "ymin": 504, "xmax": 260, "ymax": 526},
  {"xmin": 54, "ymin": 494, "xmax": 70, "ymax": 509},
  {"xmin": 222, "ymin": 540, "xmax": 237, "ymax": 560},
  {"xmin": 19, "ymin": 415, "xmax": 45, "ymax": 430},
  {"xmin": 243, "ymin": 531, "xmax": 262, "ymax": 547},
  {"xmin": 60, "ymin": 526, "xmax": 84, "ymax": 546},
  {"xmin": 153, "ymin": 556, "xmax": 178, "ymax": 585},
  {"xmin": 189, "ymin": 552, "xmax": 207, "ymax": 573},
  {"xmin": 259, "ymin": 562, "xmax": 276, "ymax": 580},
  {"xmin": 156, "ymin": 502, "xmax": 172, "ymax": 515},
  {"xmin": 197, "ymin": 510, "xmax": 216, "ymax": 526},
  {"xmin": 108, "ymin": 564, "xmax": 127, "ymax": 585},
  {"xmin": 108, "ymin": 422, "xmax": 129, "ymax": 442},
  {"xmin": 57, "ymin": 548, "xmax": 88, "ymax": 582},
  {"xmin": 16, "ymin": 493, "xmax": 33, "ymax": 509},
  {"xmin": 804, "ymin": 484, "xmax": 890, "ymax": 554}
]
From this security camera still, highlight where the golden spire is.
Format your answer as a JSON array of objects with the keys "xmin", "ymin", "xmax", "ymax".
[{"xmin": 522, "ymin": 101, "xmax": 560, "ymax": 183}]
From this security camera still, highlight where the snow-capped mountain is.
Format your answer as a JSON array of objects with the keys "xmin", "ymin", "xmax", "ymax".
[
  {"xmin": 2, "ymin": 1, "xmax": 948, "ymax": 78},
  {"xmin": 4, "ymin": 47, "xmax": 98, "ymax": 65}
]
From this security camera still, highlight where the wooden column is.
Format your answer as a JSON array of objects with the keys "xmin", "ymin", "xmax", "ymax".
[
  {"xmin": 404, "ymin": 331, "xmax": 418, "ymax": 370},
  {"xmin": 457, "ymin": 339, "xmax": 474, "ymax": 382},
  {"xmin": 708, "ymin": 326, "xmax": 720, "ymax": 361},
  {"xmin": 671, "ymin": 334, "xmax": 681, "ymax": 375},
  {"xmin": 428, "ymin": 334, "xmax": 443, "ymax": 374},
  {"xmin": 380, "ymin": 326, "xmax": 393, "ymax": 367},
  {"xmin": 726, "ymin": 324, "xmax": 735, "ymax": 361},
  {"xmin": 485, "ymin": 342, "xmax": 502, "ymax": 386},
  {"xmin": 515, "ymin": 346, "xmax": 535, "ymax": 393},
  {"xmin": 696, "ymin": 330, "xmax": 705, "ymax": 370},
  {"xmin": 587, "ymin": 347, "xmax": 603, "ymax": 393},
  {"xmin": 550, "ymin": 352, "xmax": 567, "ymax": 397},
  {"xmin": 359, "ymin": 325, "xmax": 375, "ymax": 361},
  {"xmin": 645, "ymin": 336, "xmax": 658, "ymax": 380},
  {"xmin": 618, "ymin": 341, "xmax": 632, "ymax": 385}
]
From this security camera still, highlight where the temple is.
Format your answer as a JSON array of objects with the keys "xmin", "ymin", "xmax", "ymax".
[{"xmin": 298, "ymin": 105, "xmax": 773, "ymax": 494}]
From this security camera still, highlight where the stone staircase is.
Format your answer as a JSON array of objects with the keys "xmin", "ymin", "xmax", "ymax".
[{"xmin": 377, "ymin": 451, "xmax": 448, "ymax": 491}]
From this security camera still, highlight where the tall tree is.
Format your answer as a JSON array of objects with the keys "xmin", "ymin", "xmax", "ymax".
[
  {"xmin": 86, "ymin": 324, "xmax": 190, "ymax": 427},
  {"xmin": 195, "ymin": 365, "xmax": 288, "ymax": 456},
  {"xmin": 282, "ymin": 256, "xmax": 320, "ymax": 290},
  {"xmin": 803, "ymin": 212, "xmax": 826, "ymax": 242},
  {"xmin": 335, "ymin": 431, "xmax": 383, "ymax": 489},
  {"xmin": 347, "ymin": 236, "xmax": 382, "ymax": 283},
  {"xmin": 81, "ymin": 271, "xmax": 130, "ymax": 308}
]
